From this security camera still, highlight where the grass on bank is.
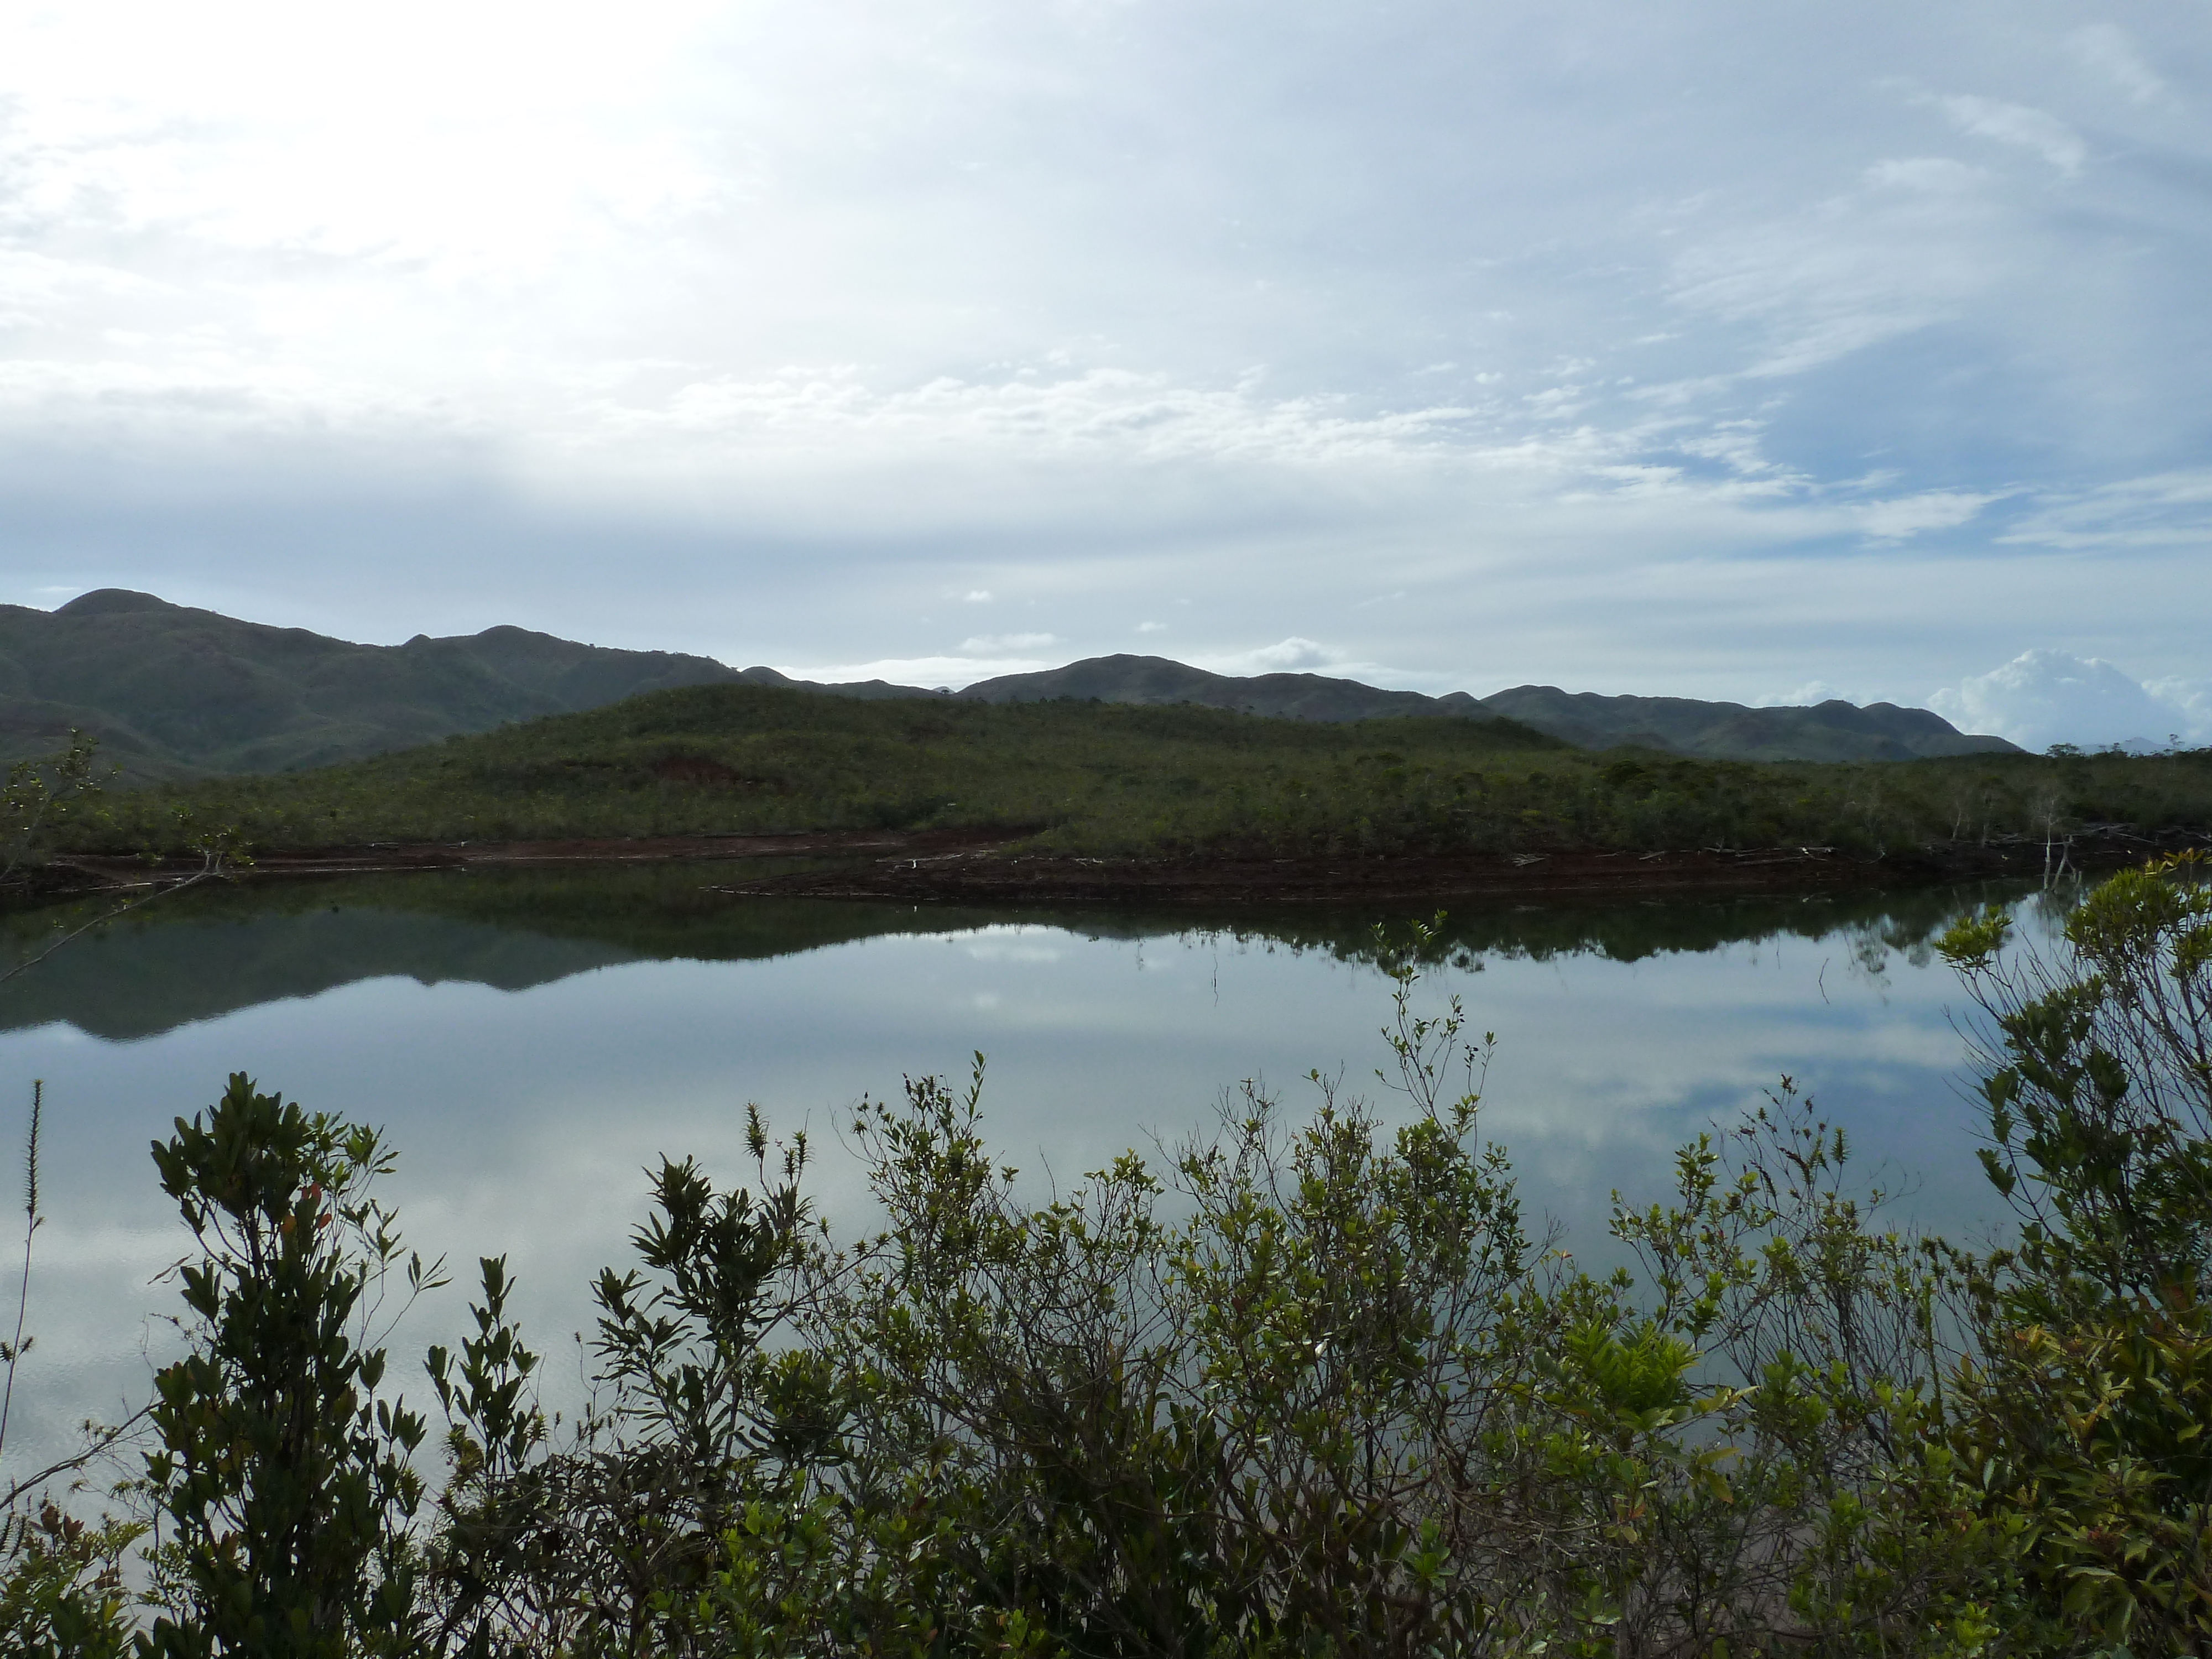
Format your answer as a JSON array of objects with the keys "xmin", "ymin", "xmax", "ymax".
[{"xmin": 55, "ymin": 682, "xmax": 2212, "ymax": 860}]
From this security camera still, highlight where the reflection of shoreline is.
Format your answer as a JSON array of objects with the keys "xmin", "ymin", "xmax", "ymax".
[
  {"xmin": 0, "ymin": 862, "xmax": 2048, "ymax": 1042},
  {"xmin": 708, "ymin": 839, "xmax": 2141, "ymax": 907}
]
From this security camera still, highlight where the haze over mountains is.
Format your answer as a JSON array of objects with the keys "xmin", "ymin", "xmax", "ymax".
[{"xmin": 0, "ymin": 591, "xmax": 2018, "ymax": 780}]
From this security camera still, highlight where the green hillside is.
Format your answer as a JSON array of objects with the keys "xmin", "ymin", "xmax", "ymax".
[
  {"xmin": 63, "ymin": 679, "xmax": 2209, "ymax": 863},
  {"xmin": 1477, "ymin": 683, "xmax": 2020, "ymax": 761},
  {"xmin": 0, "ymin": 588, "xmax": 749, "ymax": 778},
  {"xmin": 963, "ymin": 655, "xmax": 2022, "ymax": 760},
  {"xmin": 68, "ymin": 684, "xmax": 1558, "ymax": 854}
]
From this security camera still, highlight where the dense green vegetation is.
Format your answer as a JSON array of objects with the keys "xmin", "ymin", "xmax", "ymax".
[
  {"xmin": 6, "ymin": 858, "xmax": 2212, "ymax": 1654},
  {"xmin": 61, "ymin": 682, "xmax": 2212, "ymax": 861}
]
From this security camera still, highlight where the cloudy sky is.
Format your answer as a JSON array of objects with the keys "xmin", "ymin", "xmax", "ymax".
[{"xmin": 1, "ymin": 1, "xmax": 2206, "ymax": 746}]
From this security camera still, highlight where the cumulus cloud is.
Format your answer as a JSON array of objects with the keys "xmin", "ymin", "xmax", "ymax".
[
  {"xmin": 1929, "ymin": 651, "xmax": 2210, "ymax": 752},
  {"xmin": 2145, "ymin": 677, "xmax": 2212, "ymax": 741},
  {"xmin": 959, "ymin": 632, "xmax": 1057, "ymax": 653},
  {"xmin": 1197, "ymin": 638, "xmax": 1342, "ymax": 676},
  {"xmin": 1759, "ymin": 681, "xmax": 1844, "ymax": 708}
]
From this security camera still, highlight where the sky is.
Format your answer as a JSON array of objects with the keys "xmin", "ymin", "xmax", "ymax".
[{"xmin": 0, "ymin": 1, "xmax": 2206, "ymax": 748}]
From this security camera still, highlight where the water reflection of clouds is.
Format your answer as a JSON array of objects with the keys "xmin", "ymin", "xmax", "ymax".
[
  {"xmin": 0, "ymin": 881, "xmax": 2043, "ymax": 1486},
  {"xmin": 931, "ymin": 923, "xmax": 1069, "ymax": 967}
]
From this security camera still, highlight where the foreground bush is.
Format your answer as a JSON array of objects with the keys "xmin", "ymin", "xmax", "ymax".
[
  {"xmin": 1940, "ymin": 853, "xmax": 2212, "ymax": 1652},
  {"xmin": 5, "ymin": 858, "xmax": 2210, "ymax": 1655}
]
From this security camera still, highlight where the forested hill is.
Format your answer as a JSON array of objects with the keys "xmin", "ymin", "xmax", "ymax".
[
  {"xmin": 1477, "ymin": 685, "xmax": 2021, "ymax": 763},
  {"xmin": 961, "ymin": 654, "xmax": 1468, "ymax": 723},
  {"xmin": 0, "ymin": 590, "xmax": 915, "ymax": 778},
  {"xmin": 1, "ymin": 593, "xmax": 2018, "ymax": 778},
  {"xmin": 962, "ymin": 655, "xmax": 2021, "ymax": 761}
]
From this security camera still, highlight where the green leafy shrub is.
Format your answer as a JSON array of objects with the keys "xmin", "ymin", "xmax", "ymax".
[
  {"xmin": 1941, "ymin": 852, "xmax": 2212, "ymax": 1652},
  {"xmin": 0, "ymin": 1500, "xmax": 142, "ymax": 1659},
  {"xmin": 140, "ymin": 1075, "xmax": 439, "ymax": 1658},
  {"xmin": 406, "ymin": 925, "xmax": 2011, "ymax": 1656}
]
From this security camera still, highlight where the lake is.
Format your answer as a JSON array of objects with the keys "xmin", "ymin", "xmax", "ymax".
[{"xmin": 0, "ymin": 865, "xmax": 2060, "ymax": 1484}]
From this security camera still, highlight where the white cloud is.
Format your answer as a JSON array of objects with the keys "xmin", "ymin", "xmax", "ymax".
[
  {"xmin": 2066, "ymin": 24, "xmax": 2167, "ymax": 106},
  {"xmin": 1134, "ymin": 620, "xmax": 1167, "ymax": 634},
  {"xmin": 1674, "ymin": 421, "xmax": 1783, "ymax": 477},
  {"xmin": 1931, "ymin": 94, "xmax": 2086, "ymax": 176},
  {"xmin": 1929, "ymin": 650, "xmax": 2210, "ymax": 751},
  {"xmin": 1850, "ymin": 489, "xmax": 2003, "ymax": 541},
  {"xmin": 1759, "ymin": 681, "xmax": 1843, "ymax": 708},
  {"xmin": 1662, "ymin": 170, "xmax": 2005, "ymax": 380},
  {"xmin": 0, "ymin": 2, "xmax": 730, "ymax": 275},
  {"xmin": 958, "ymin": 632, "xmax": 1057, "ymax": 653},
  {"xmin": 2145, "ymin": 677, "xmax": 2212, "ymax": 743},
  {"xmin": 1196, "ymin": 637, "xmax": 1341, "ymax": 676},
  {"xmin": 2001, "ymin": 471, "xmax": 2212, "ymax": 551},
  {"xmin": 1863, "ymin": 158, "xmax": 1983, "ymax": 194},
  {"xmin": 598, "ymin": 366, "xmax": 1483, "ymax": 474},
  {"xmin": 773, "ymin": 653, "xmax": 1055, "ymax": 689}
]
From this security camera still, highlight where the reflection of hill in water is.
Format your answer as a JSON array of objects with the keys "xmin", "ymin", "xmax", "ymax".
[
  {"xmin": 1232, "ymin": 880, "xmax": 2055, "ymax": 972},
  {"xmin": 0, "ymin": 909, "xmax": 643, "ymax": 1040},
  {"xmin": 1, "ymin": 864, "xmax": 2045, "ymax": 1041}
]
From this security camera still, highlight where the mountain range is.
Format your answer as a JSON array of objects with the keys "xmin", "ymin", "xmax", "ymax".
[
  {"xmin": 958, "ymin": 657, "xmax": 2018, "ymax": 763},
  {"xmin": 0, "ymin": 590, "xmax": 2018, "ymax": 779}
]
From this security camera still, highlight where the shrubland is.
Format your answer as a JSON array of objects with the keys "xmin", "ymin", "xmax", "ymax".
[
  {"xmin": 6, "ymin": 854, "xmax": 2212, "ymax": 1655},
  {"xmin": 48, "ymin": 684, "xmax": 2212, "ymax": 860}
]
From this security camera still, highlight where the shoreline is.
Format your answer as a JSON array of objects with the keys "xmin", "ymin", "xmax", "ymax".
[{"xmin": 23, "ymin": 823, "xmax": 2194, "ymax": 911}]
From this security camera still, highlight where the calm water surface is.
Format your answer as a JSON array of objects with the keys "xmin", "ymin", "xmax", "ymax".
[{"xmin": 0, "ymin": 866, "xmax": 2065, "ymax": 1480}]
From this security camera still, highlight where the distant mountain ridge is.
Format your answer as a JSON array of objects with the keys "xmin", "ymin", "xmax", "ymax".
[
  {"xmin": 960, "ymin": 655, "xmax": 2020, "ymax": 762},
  {"xmin": 0, "ymin": 589, "xmax": 960, "ymax": 779},
  {"xmin": 0, "ymin": 592, "xmax": 2017, "ymax": 776},
  {"xmin": 1476, "ymin": 685, "xmax": 2017, "ymax": 763},
  {"xmin": 0, "ymin": 589, "xmax": 749, "ymax": 778},
  {"xmin": 960, "ymin": 655, "xmax": 1481, "ymax": 724}
]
